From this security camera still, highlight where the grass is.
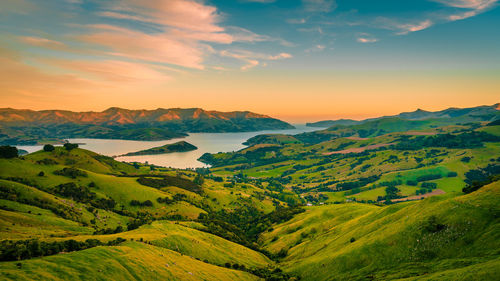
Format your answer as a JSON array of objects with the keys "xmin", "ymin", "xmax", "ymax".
[
  {"xmin": 0, "ymin": 241, "xmax": 260, "ymax": 281},
  {"xmin": 261, "ymin": 181, "xmax": 500, "ymax": 280},
  {"xmin": 0, "ymin": 199, "xmax": 93, "ymax": 240}
]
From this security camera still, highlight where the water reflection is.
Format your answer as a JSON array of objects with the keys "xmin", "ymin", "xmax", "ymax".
[{"xmin": 16, "ymin": 125, "xmax": 320, "ymax": 169}]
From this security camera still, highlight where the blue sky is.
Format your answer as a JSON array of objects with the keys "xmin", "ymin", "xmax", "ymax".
[{"xmin": 1, "ymin": 0, "xmax": 499, "ymax": 121}]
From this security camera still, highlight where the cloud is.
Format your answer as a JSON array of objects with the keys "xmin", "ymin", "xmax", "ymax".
[
  {"xmin": 269, "ymin": 53, "xmax": 293, "ymax": 60},
  {"xmin": 80, "ymin": 25, "xmax": 210, "ymax": 69},
  {"xmin": 432, "ymin": 0, "xmax": 497, "ymax": 9},
  {"xmin": 297, "ymin": 27, "xmax": 324, "ymax": 34},
  {"xmin": 305, "ymin": 45, "xmax": 326, "ymax": 52},
  {"xmin": 226, "ymin": 26, "xmax": 271, "ymax": 43},
  {"xmin": 0, "ymin": 47, "xmax": 97, "ymax": 103},
  {"xmin": 19, "ymin": 36, "xmax": 66, "ymax": 49},
  {"xmin": 375, "ymin": 18, "xmax": 434, "ymax": 35},
  {"xmin": 47, "ymin": 59, "xmax": 172, "ymax": 82},
  {"xmin": 396, "ymin": 20, "xmax": 433, "ymax": 35},
  {"xmin": 101, "ymin": 0, "xmax": 224, "ymax": 33},
  {"xmin": 220, "ymin": 50, "xmax": 292, "ymax": 70},
  {"xmin": 287, "ymin": 18, "xmax": 307, "ymax": 24},
  {"xmin": 356, "ymin": 34, "xmax": 378, "ymax": 43},
  {"xmin": 435, "ymin": 0, "xmax": 498, "ymax": 21},
  {"xmin": 240, "ymin": 0, "xmax": 276, "ymax": 3},
  {"xmin": 88, "ymin": 0, "xmax": 283, "ymax": 69},
  {"xmin": 303, "ymin": 0, "xmax": 337, "ymax": 13}
]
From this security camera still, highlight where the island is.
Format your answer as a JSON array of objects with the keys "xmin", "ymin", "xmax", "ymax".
[{"xmin": 119, "ymin": 141, "xmax": 197, "ymax": 156}]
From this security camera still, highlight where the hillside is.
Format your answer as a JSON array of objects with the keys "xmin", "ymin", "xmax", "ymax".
[
  {"xmin": 0, "ymin": 145, "xmax": 297, "ymax": 280},
  {"xmin": 202, "ymin": 123, "xmax": 500, "ymax": 204},
  {"xmin": 306, "ymin": 103, "xmax": 499, "ymax": 129},
  {"xmin": 0, "ymin": 121, "xmax": 499, "ymax": 280},
  {"xmin": 306, "ymin": 119, "xmax": 361, "ymax": 127},
  {"xmin": 0, "ymin": 107, "xmax": 294, "ymax": 145},
  {"xmin": 120, "ymin": 141, "xmax": 197, "ymax": 156},
  {"xmin": 260, "ymin": 181, "xmax": 500, "ymax": 280},
  {"xmin": 0, "ymin": 241, "xmax": 261, "ymax": 281}
]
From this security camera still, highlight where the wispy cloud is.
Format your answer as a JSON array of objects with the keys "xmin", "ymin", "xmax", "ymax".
[
  {"xmin": 305, "ymin": 45, "xmax": 326, "ymax": 52},
  {"xmin": 240, "ymin": 0, "xmax": 276, "ymax": 3},
  {"xmin": 434, "ymin": 0, "xmax": 498, "ymax": 21},
  {"xmin": 47, "ymin": 59, "xmax": 172, "ymax": 82},
  {"xmin": 303, "ymin": 0, "xmax": 337, "ymax": 13},
  {"xmin": 356, "ymin": 33, "xmax": 378, "ymax": 43},
  {"xmin": 287, "ymin": 18, "xmax": 307, "ymax": 24},
  {"xmin": 396, "ymin": 20, "xmax": 434, "ymax": 35},
  {"xmin": 432, "ymin": 0, "xmax": 497, "ymax": 9},
  {"xmin": 220, "ymin": 50, "xmax": 292, "ymax": 70},
  {"xmin": 87, "ymin": 0, "xmax": 287, "ymax": 70},
  {"xmin": 374, "ymin": 17, "xmax": 435, "ymax": 35},
  {"xmin": 19, "ymin": 36, "xmax": 66, "ymax": 49},
  {"xmin": 100, "ymin": 0, "xmax": 224, "ymax": 33}
]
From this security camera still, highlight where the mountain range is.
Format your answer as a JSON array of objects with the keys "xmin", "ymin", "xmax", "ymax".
[
  {"xmin": 0, "ymin": 107, "xmax": 294, "ymax": 145},
  {"xmin": 306, "ymin": 103, "xmax": 500, "ymax": 127}
]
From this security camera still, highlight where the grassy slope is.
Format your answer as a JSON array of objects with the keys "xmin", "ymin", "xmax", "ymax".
[
  {"xmin": 0, "ymin": 180, "xmax": 128, "ymax": 239},
  {"xmin": 0, "ymin": 241, "xmax": 259, "ymax": 281},
  {"xmin": 0, "ymin": 148, "xmax": 277, "ymax": 220},
  {"xmin": 262, "ymin": 181, "xmax": 500, "ymax": 280},
  {"xmin": 43, "ymin": 220, "xmax": 271, "ymax": 269},
  {"xmin": 0, "ymin": 199, "xmax": 93, "ymax": 240},
  {"xmin": 211, "ymin": 127, "xmax": 499, "ymax": 203}
]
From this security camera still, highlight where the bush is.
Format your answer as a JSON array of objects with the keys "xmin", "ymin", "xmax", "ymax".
[
  {"xmin": 416, "ymin": 174, "xmax": 442, "ymax": 182},
  {"xmin": 130, "ymin": 200, "xmax": 153, "ymax": 207},
  {"xmin": 0, "ymin": 146, "xmax": 18, "ymax": 159},
  {"xmin": 447, "ymin": 172, "xmax": 458, "ymax": 177},
  {"xmin": 43, "ymin": 144, "xmax": 55, "ymax": 152},
  {"xmin": 36, "ymin": 158, "xmax": 58, "ymax": 165},
  {"xmin": 461, "ymin": 156, "xmax": 471, "ymax": 163},
  {"xmin": 406, "ymin": 180, "xmax": 418, "ymax": 186},
  {"xmin": 38, "ymin": 171, "xmax": 45, "ymax": 177},
  {"xmin": 53, "ymin": 167, "xmax": 87, "ymax": 179},
  {"xmin": 421, "ymin": 182, "xmax": 437, "ymax": 189},
  {"xmin": 63, "ymin": 143, "xmax": 78, "ymax": 151}
]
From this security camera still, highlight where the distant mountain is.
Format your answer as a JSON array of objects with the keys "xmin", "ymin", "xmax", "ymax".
[
  {"xmin": 0, "ymin": 107, "xmax": 294, "ymax": 145},
  {"xmin": 306, "ymin": 119, "xmax": 361, "ymax": 127},
  {"xmin": 306, "ymin": 103, "xmax": 499, "ymax": 128},
  {"xmin": 293, "ymin": 104, "xmax": 500, "ymax": 144}
]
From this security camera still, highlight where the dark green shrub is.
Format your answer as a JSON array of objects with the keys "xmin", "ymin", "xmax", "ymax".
[
  {"xmin": 0, "ymin": 146, "xmax": 18, "ymax": 158},
  {"xmin": 43, "ymin": 144, "xmax": 55, "ymax": 152}
]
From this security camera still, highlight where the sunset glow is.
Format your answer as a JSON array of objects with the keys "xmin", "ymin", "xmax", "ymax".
[{"xmin": 1, "ymin": 0, "xmax": 499, "ymax": 121}]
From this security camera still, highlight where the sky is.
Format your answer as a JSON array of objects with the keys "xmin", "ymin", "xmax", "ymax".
[{"xmin": 1, "ymin": 0, "xmax": 499, "ymax": 122}]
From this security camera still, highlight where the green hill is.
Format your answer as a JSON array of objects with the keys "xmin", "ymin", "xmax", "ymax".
[
  {"xmin": 261, "ymin": 181, "xmax": 500, "ymax": 280},
  {"xmin": 306, "ymin": 103, "xmax": 499, "ymax": 130},
  {"xmin": 0, "ymin": 241, "xmax": 261, "ymax": 281},
  {"xmin": 1, "ymin": 119, "xmax": 499, "ymax": 280},
  {"xmin": 120, "ymin": 141, "xmax": 197, "ymax": 156}
]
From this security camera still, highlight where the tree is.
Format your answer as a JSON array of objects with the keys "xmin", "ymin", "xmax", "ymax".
[
  {"xmin": 0, "ymin": 146, "xmax": 18, "ymax": 159},
  {"xmin": 43, "ymin": 144, "xmax": 55, "ymax": 152},
  {"xmin": 194, "ymin": 174, "xmax": 204, "ymax": 185},
  {"xmin": 63, "ymin": 143, "xmax": 78, "ymax": 151}
]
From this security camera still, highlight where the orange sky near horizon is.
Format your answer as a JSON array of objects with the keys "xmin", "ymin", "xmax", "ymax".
[
  {"xmin": 2, "ymin": 63, "xmax": 499, "ymax": 123},
  {"xmin": 1, "ymin": 0, "xmax": 499, "ymax": 123}
]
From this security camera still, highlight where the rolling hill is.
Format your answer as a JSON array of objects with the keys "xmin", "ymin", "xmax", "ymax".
[
  {"xmin": 0, "ymin": 112, "xmax": 499, "ymax": 280},
  {"xmin": 306, "ymin": 103, "xmax": 499, "ymax": 128}
]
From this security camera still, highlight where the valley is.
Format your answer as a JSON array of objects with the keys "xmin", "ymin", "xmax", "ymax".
[{"xmin": 0, "ymin": 104, "xmax": 499, "ymax": 280}]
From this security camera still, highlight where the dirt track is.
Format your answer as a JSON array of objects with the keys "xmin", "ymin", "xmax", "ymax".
[{"xmin": 405, "ymin": 131, "xmax": 437, "ymax": 136}]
